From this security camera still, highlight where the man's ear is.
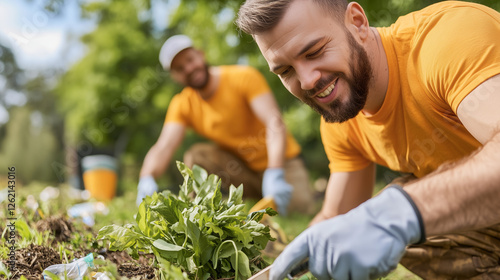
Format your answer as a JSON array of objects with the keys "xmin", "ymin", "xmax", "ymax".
[{"xmin": 345, "ymin": 2, "xmax": 369, "ymax": 41}]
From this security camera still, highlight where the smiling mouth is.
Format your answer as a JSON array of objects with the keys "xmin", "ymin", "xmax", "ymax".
[{"xmin": 316, "ymin": 78, "xmax": 339, "ymax": 98}]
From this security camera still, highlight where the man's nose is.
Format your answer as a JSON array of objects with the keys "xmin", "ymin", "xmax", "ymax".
[{"xmin": 297, "ymin": 65, "xmax": 320, "ymax": 91}]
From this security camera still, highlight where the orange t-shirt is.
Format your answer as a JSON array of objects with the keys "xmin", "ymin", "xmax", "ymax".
[
  {"xmin": 321, "ymin": 1, "xmax": 500, "ymax": 177},
  {"xmin": 165, "ymin": 65, "xmax": 301, "ymax": 171}
]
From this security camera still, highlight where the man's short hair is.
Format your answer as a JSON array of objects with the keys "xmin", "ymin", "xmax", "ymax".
[{"xmin": 236, "ymin": 0, "xmax": 348, "ymax": 35}]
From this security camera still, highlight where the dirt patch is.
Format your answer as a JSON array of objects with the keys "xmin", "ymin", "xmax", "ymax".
[
  {"xmin": 100, "ymin": 250, "xmax": 156, "ymax": 279},
  {"xmin": 35, "ymin": 215, "xmax": 76, "ymax": 243},
  {"xmin": 8, "ymin": 244, "xmax": 61, "ymax": 280},
  {"xmin": 118, "ymin": 263, "xmax": 155, "ymax": 279},
  {"xmin": 4, "ymin": 245, "xmax": 156, "ymax": 279}
]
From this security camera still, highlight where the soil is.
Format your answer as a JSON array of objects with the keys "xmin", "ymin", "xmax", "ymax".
[
  {"xmin": 8, "ymin": 244, "xmax": 61, "ymax": 280},
  {"xmin": 35, "ymin": 215, "xmax": 76, "ymax": 243},
  {"xmin": 100, "ymin": 250, "xmax": 156, "ymax": 279},
  {"xmin": 4, "ymin": 245, "xmax": 156, "ymax": 280},
  {"xmin": 2, "ymin": 215, "xmax": 156, "ymax": 280}
]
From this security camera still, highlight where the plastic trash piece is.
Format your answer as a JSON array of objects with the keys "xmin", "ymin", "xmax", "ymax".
[
  {"xmin": 43, "ymin": 253, "xmax": 94, "ymax": 280},
  {"xmin": 68, "ymin": 202, "xmax": 109, "ymax": 226},
  {"xmin": 93, "ymin": 272, "xmax": 112, "ymax": 280}
]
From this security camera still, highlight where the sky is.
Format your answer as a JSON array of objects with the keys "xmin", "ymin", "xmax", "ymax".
[
  {"xmin": 0, "ymin": 0, "xmax": 177, "ymax": 124},
  {"xmin": 0, "ymin": 0, "xmax": 92, "ymax": 69}
]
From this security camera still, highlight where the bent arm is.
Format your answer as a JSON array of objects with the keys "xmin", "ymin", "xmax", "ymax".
[
  {"xmin": 310, "ymin": 163, "xmax": 376, "ymax": 226},
  {"xmin": 250, "ymin": 93, "xmax": 287, "ymax": 168},
  {"xmin": 405, "ymin": 74, "xmax": 500, "ymax": 236},
  {"xmin": 139, "ymin": 122, "xmax": 186, "ymax": 179}
]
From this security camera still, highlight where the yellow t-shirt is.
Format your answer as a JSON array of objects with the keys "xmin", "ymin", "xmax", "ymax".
[
  {"xmin": 165, "ymin": 65, "xmax": 301, "ymax": 171},
  {"xmin": 321, "ymin": 1, "xmax": 500, "ymax": 178}
]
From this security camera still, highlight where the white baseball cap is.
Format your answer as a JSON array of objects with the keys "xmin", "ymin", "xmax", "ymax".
[{"xmin": 159, "ymin": 35, "xmax": 193, "ymax": 70}]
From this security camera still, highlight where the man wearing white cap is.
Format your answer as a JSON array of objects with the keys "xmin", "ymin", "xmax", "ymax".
[{"xmin": 136, "ymin": 34, "xmax": 315, "ymax": 216}]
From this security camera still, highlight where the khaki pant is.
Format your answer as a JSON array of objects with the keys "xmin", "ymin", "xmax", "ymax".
[
  {"xmin": 183, "ymin": 143, "xmax": 315, "ymax": 214},
  {"xmin": 390, "ymin": 175, "xmax": 500, "ymax": 279},
  {"xmin": 401, "ymin": 226, "xmax": 500, "ymax": 279}
]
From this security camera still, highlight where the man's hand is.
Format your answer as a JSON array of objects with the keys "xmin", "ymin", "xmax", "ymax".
[
  {"xmin": 262, "ymin": 168, "xmax": 293, "ymax": 215},
  {"xmin": 136, "ymin": 175, "xmax": 158, "ymax": 206},
  {"xmin": 270, "ymin": 186, "xmax": 425, "ymax": 280}
]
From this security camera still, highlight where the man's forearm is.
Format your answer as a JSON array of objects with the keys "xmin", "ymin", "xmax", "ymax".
[
  {"xmin": 139, "ymin": 145, "xmax": 171, "ymax": 178},
  {"xmin": 311, "ymin": 165, "xmax": 376, "ymax": 226},
  {"xmin": 405, "ymin": 131, "xmax": 500, "ymax": 236},
  {"xmin": 265, "ymin": 119, "xmax": 287, "ymax": 168}
]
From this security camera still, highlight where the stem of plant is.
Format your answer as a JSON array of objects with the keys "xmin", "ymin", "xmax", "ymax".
[{"xmin": 214, "ymin": 240, "xmax": 239, "ymax": 280}]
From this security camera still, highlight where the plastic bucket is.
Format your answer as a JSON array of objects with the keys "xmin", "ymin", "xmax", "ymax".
[{"xmin": 81, "ymin": 155, "xmax": 118, "ymax": 201}]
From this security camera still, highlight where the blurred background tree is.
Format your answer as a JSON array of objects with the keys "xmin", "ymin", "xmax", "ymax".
[
  {"xmin": 1, "ymin": 0, "xmax": 499, "ymax": 189},
  {"xmin": 0, "ymin": 40, "xmax": 64, "ymax": 184}
]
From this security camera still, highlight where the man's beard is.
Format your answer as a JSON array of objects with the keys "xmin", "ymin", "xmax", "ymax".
[
  {"xmin": 187, "ymin": 63, "xmax": 210, "ymax": 90},
  {"xmin": 301, "ymin": 30, "xmax": 372, "ymax": 123}
]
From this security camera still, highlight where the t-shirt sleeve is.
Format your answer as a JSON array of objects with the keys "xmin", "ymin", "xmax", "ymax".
[
  {"xmin": 237, "ymin": 66, "xmax": 272, "ymax": 102},
  {"xmin": 320, "ymin": 118, "xmax": 371, "ymax": 173},
  {"xmin": 413, "ymin": 4, "xmax": 500, "ymax": 114},
  {"xmin": 164, "ymin": 93, "xmax": 190, "ymax": 126}
]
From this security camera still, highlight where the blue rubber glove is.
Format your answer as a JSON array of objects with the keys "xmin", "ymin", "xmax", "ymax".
[
  {"xmin": 136, "ymin": 175, "xmax": 158, "ymax": 206},
  {"xmin": 270, "ymin": 185, "xmax": 426, "ymax": 280},
  {"xmin": 262, "ymin": 168, "xmax": 293, "ymax": 216}
]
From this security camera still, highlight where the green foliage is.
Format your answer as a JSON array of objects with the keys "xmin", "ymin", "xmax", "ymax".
[
  {"xmin": 55, "ymin": 0, "xmax": 174, "ymax": 161},
  {"xmin": 0, "ymin": 107, "xmax": 61, "ymax": 183},
  {"xmin": 98, "ymin": 162, "xmax": 276, "ymax": 280},
  {"xmin": 0, "ymin": 261, "xmax": 10, "ymax": 278}
]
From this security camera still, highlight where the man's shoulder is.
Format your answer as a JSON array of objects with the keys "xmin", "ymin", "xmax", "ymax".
[
  {"xmin": 320, "ymin": 117, "xmax": 354, "ymax": 137},
  {"xmin": 171, "ymin": 87, "xmax": 197, "ymax": 102},
  {"xmin": 392, "ymin": 1, "xmax": 499, "ymax": 32}
]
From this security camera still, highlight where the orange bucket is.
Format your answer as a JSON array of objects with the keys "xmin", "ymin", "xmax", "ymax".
[{"xmin": 81, "ymin": 155, "xmax": 118, "ymax": 201}]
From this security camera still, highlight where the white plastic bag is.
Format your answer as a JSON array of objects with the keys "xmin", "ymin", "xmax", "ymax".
[
  {"xmin": 93, "ymin": 272, "xmax": 112, "ymax": 280},
  {"xmin": 43, "ymin": 253, "xmax": 94, "ymax": 280}
]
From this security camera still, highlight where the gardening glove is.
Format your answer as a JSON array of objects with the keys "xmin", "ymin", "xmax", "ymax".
[
  {"xmin": 270, "ymin": 185, "xmax": 426, "ymax": 280},
  {"xmin": 136, "ymin": 175, "xmax": 158, "ymax": 206},
  {"xmin": 262, "ymin": 168, "xmax": 293, "ymax": 216}
]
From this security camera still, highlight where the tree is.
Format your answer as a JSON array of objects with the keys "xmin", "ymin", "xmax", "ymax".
[
  {"xmin": 56, "ymin": 0, "xmax": 172, "ymax": 156},
  {"xmin": 0, "ymin": 107, "xmax": 60, "ymax": 183}
]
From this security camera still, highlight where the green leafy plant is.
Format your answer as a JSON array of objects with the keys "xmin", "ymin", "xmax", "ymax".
[{"xmin": 98, "ymin": 162, "xmax": 276, "ymax": 280}]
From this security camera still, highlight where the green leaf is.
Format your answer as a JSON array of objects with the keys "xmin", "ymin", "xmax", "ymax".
[
  {"xmin": 185, "ymin": 218, "xmax": 214, "ymax": 265},
  {"xmin": 225, "ymin": 224, "xmax": 252, "ymax": 246},
  {"xmin": 192, "ymin": 164, "xmax": 208, "ymax": 186},
  {"xmin": 0, "ymin": 262, "xmax": 11, "ymax": 278},
  {"xmin": 236, "ymin": 251, "xmax": 252, "ymax": 279},
  {"xmin": 221, "ymin": 259, "xmax": 232, "ymax": 272},
  {"xmin": 216, "ymin": 204, "xmax": 246, "ymax": 221},
  {"xmin": 194, "ymin": 174, "xmax": 220, "ymax": 207},
  {"xmin": 15, "ymin": 219, "xmax": 32, "ymax": 240},
  {"xmin": 211, "ymin": 182, "xmax": 223, "ymax": 209},
  {"xmin": 177, "ymin": 161, "xmax": 195, "ymax": 197},
  {"xmin": 156, "ymin": 258, "xmax": 189, "ymax": 280},
  {"xmin": 135, "ymin": 199, "xmax": 149, "ymax": 235},
  {"xmin": 205, "ymin": 222, "xmax": 225, "ymax": 237},
  {"xmin": 152, "ymin": 239, "xmax": 184, "ymax": 251},
  {"xmin": 150, "ymin": 196, "xmax": 186, "ymax": 225},
  {"xmin": 227, "ymin": 184, "xmax": 244, "ymax": 206},
  {"xmin": 42, "ymin": 270, "xmax": 61, "ymax": 280},
  {"xmin": 229, "ymin": 250, "xmax": 252, "ymax": 280},
  {"xmin": 97, "ymin": 225, "xmax": 150, "ymax": 251}
]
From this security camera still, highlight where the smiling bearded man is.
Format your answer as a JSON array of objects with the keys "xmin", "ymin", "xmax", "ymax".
[
  {"xmin": 302, "ymin": 28, "xmax": 372, "ymax": 123},
  {"xmin": 237, "ymin": 0, "xmax": 500, "ymax": 279}
]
